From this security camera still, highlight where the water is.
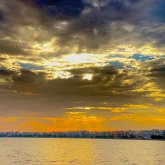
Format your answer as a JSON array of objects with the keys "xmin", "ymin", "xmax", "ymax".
[{"xmin": 0, "ymin": 138, "xmax": 164, "ymax": 165}]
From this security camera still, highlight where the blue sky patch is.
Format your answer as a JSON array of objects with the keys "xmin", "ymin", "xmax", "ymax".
[
  {"xmin": 19, "ymin": 63, "xmax": 45, "ymax": 71},
  {"xmin": 131, "ymin": 54, "xmax": 154, "ymax": 62}
]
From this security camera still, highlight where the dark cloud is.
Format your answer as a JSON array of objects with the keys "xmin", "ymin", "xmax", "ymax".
[
  {"xmin": 0, "ymin": 68, "xmax": 15, "ymax": 77},
  {"xmin": 149, "ymin": 0, "xmax": 165, "ymax": 23},
  {"xmin": 0, "ymin": 40, "xmax": 28, "ymax": 55},
  {"xmin": 143, "ymin": 58, "xmax": 165, "ymax": 77},
  {"xmin": 0, "ymin": 66, "xmax": 142, "ymax": 101},
  {"xmin": 0, "ymin": 10, "xmax": 4, "ymax": 21},
  {"xmin": 0, "ymin": 0, "xmax": 164, "ymax": 98},
  {"xmin": 49, "ymin": 0, "xmax": 165, "ymax": 51},
  {"xmin": 0, "ymin": 66, "xmax": 129, "ymax": 96},
  {"xmin": 69, "ymin": 65, "xmax": 117, "ymax": 75},
  {"xmin": 0, "ymin": 0, "xmax": 164, "ymax": 54},
  {"xmin": 33, "ymin": 0, "xmax": 85, "ymax": 19},
  {"xmin": 0, "ymin": 62, "xmax": 163, "ymax": 102},
  {"xmin": 150, "ymin": 65, "xmax": 165, "ymax": 78},
  {"xmin": 139, "ymin": 58, "xmax": 165, "ymax": 97}
]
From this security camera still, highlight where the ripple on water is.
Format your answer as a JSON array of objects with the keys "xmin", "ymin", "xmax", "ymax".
[{"xmin": 0, "ymin": 138, "xmax": 164, "ymax": 165}]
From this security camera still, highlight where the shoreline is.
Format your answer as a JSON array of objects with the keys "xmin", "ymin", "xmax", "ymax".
[{"xmin": 0, "ymin": 137, "xmax": 164, "ymax": 141}]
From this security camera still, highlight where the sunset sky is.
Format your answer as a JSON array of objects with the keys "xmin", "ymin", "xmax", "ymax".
[{"xmin": 0, "ymin": 0, "xmax": 165, "ymax": 132}]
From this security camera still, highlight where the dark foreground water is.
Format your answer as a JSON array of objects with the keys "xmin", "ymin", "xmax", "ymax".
[{"xmin": 0, "ymin": 138, "xmax": 164, "ymax": 165}]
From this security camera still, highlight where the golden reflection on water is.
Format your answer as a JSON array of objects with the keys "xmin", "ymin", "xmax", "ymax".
[{"xmin": 0, "ymin": 138, "xmax": 164, "ymax": 165}]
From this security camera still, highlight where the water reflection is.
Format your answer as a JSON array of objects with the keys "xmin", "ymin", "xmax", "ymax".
[{"xmin": 0, "ymin": 138, "xmax": 164, "ymax": 165}]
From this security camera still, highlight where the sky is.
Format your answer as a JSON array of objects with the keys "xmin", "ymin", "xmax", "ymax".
[{"xmin": 0, "ymin": 0, "xmax": 165, "ymax": 132}]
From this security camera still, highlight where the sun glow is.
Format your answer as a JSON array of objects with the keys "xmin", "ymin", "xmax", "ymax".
[
  {"xmin": 48, "ymin": 71, "xmax": 73, "ymax": 79},
  {"xmin": 83, "ymin": 74, "xmax": 93, "ymax": 81},
  {"xmin": 63, "ymin": 54, "xmax": 91, "ymax": 64}
]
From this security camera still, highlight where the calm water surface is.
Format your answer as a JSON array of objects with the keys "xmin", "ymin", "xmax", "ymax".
[{"xmin": 0, "ymin": 138, "xmax": 164, "ymax": 165}]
